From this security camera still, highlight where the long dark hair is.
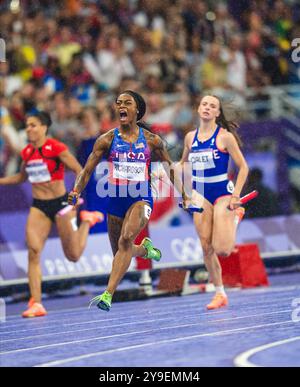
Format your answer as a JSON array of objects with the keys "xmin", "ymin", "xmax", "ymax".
[{"xmin": 212, "ymin": 95, "xmax": 242, "ymax": 148}]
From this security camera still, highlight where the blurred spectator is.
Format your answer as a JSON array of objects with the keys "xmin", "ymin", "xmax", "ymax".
[
  {"xmin": 78, "ymin": 107, "xmax": 100, "ymax": 140},
  {"xmin": 0, "ymin": 95, "xmax": 26, "ymax": 176},
  {"xmin": 201, "ymin": 43, "xmax": 228, "ymax": 91},
  {"xmin": 49, "ymin": 93, "xmax": 81, "ymax": 155},
  {"xmin": 224, "ymin": 36, "xmax": 247, "ymax": 93},
  {"xmin": 0, "ymin": 0, "xmax": 299, "ymax": 187},
  {"xmin": 48, "ymin": 26, "xmax": 81, "ymax": 68},
  {"xmin": 245, "ymin": 168, "xmax": 280, "ymax": 218}
]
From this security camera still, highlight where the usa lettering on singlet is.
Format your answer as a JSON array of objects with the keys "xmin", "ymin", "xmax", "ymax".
[{"xmin": 25, "ymin": 159, "xmax": 51, "ymax": 183}]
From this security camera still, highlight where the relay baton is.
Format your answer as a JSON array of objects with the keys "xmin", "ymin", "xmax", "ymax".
[
  {"xmin": 179, "ymin": 202, "xmax": 204, "ymax": 214},
  {"xmin": 240, "ymin": 190, "xmax": 259, "ymax": 204},
  {"xmin": 227, "ymin": 190, "xmax": 259, "ymax": 210}
]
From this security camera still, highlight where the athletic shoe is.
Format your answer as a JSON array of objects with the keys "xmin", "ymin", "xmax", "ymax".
[
  {"xmin": 27, "ymin": 297, "xmax": 35, "ymax": 308},
  {"xmin": 88, "ymin": 290, "xmax": 112, "ymax": 312},
  {"xmin": 206, "ymin": 293, "xmax": 228, "ymax": 310},
  {"xmin": 80, "ymin": 211, "xmax": 104, "ymax": 227},
  {"xmin": 22, "ymin": 302, "xmax": 47, "ymax": 318},
  {"xmin": 235, "ymin": 207, "xmax": 245, "ymax": 225},
  {"xmin": 141, "ymin": 237, "xmax": 162, "ymax": 262}
]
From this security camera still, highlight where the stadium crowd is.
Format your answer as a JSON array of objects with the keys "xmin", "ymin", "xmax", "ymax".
[{"xmin": 1, "ymin": 0, "xmax": 300, "ymax": 177}]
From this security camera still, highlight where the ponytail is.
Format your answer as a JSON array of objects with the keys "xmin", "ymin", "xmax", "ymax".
[{"xmin": 213, "ymin": 96, "xmax": 243, "ymax": 148}]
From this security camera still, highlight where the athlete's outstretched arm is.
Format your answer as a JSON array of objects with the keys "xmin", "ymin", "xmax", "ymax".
[
  {"xmin": 69, "ymin": 131, "xmax": 113, "ymax": 203},
  {"xmin": 0, "ymin": 162, "xmax": 27, "ymax": 185}
]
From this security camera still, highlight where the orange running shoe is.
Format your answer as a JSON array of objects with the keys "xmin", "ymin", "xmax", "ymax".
[
  {"xmin": 80, "ymin": 211, "xmax": 104, "ymax": 227},
  {"xmin": 234, "ymin": 207, "xmax": 245, "ymax": 225},
  {"xmin": 22, "ymin": 302, "xmax": 47, "ymax": 318},
  {"xmin": 206, "ymin": 293, "xmax": 228, "ymax": 310},
  {"xmin": 27, "ymin": 297, "xmax": 35, "ymax": 308}
]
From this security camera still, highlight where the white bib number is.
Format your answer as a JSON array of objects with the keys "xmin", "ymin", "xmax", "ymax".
[
  {"xmin": 113, "ymin": 161, "xmax": 146, "ymax": 181},
  {"xmin": 188, "ymin": 149, "xmax": 216, "ymax": 170},
  {"xmin": 26, "ymin": 161, "xmax": 51, "ymax": 183}
]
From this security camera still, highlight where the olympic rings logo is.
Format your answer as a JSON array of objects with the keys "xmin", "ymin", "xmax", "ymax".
[{"xmin": 171, "ymin": 237, "xmax": 204, "ymax": 263}]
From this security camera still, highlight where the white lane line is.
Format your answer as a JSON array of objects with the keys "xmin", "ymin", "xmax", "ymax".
[
  {"xmin": 0, "ymin": 297, "xmax": 292, "ymax": 337},
  {"xmin": 0, "ymin": 309, "xmax": 292, "ymax": 344},
  {"xmin": 1, "ymin": 293, "xmax": 294, "ymax": 333},
  {"xmin": 234, "ymin": 336, "xmax": 300, "ymax": 367},
  {"xmin": 0, "ymin": 314, "xmax": 294, "ymax": 356},
  {"xmin": 34, "ymin": 320, "xmax": 294, "ymax": 367},
  {"xmin": 0, "ymin": 300, "xmax": 218, "ymax": 335},
  {"xmin": 0, "ymin": 297, "xmax": 211, "ymax": 329},
  {"xmin": 3, "ymin": 287, "xmax": 298, "ymax": 324}
]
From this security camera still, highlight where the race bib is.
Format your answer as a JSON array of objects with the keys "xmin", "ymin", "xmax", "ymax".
[
  {"xmin": 26, "ymin": 160, "xmax": 51, "ymax": 183},
  {"xmin": 113, "ymin": 161, "xmax": 146, "ymax": 181},
  {"xmin": 188, "ymin": 149, "xmax": 216, "ymax": 170}
]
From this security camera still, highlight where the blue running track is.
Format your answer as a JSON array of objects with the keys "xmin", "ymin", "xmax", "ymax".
[{"xmin": 0, "ymin": 273, "xmax": 299, "ymax": 367}]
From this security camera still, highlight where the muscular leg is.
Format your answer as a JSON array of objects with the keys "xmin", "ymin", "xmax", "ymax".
[
  {"xmin": 55, "ymin": 210, "xmax": 90, "ymax": 262},
  {"xmin": 212, "ymin": 196, "xmax": 237, "ymax": 257},
  {"xmin": 192, "ymin": 191, "xmax": 223, "ymax": 287},
  {"xmin": 107, "ymin": 214, "xmax": 147, "ymax": 257},
  {"xmin": 26, "ymin": 208, "xmax": 52, "ymax": 303},
  {"xmin": 106, "ymin": 202, "xmax": 150, "ymax": 296}
]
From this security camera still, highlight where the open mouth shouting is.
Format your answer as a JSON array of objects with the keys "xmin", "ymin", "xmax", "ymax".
[{"xmin": 119, "ymin": 110, "xmax": 128, "ymax": 122}]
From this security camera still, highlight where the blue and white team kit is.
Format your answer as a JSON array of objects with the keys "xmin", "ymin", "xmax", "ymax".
[
  {"xmin": 106, "ymin": 127, "xmax": 153, "ymax": 218},
  {"xmin": 188, "ymin": 125, "xmax": 234, "ymax": 205}
]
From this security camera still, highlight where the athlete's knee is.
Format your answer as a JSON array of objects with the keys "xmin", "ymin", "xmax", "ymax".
[
  {"xmin": 27, "ymin": 245, "xmax": 41, "ymax": 262},
  {"xmin": 118, "ymin": 232, "xmax": 135, "ymax": 250},
  {"xmin": 65, "ymin": 249, "xmax": 81, "ymax": 262},
  {"xmin": 213, "ymin": 242, "xmax": 233, "ymax": 257}
]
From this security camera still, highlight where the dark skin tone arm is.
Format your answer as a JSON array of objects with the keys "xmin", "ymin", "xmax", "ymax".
[{"xmin": 68, "ymin": 130, "xmax": 114, "ymax": 205}]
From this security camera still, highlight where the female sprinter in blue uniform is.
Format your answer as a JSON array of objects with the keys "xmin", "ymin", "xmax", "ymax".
[
  {"xmin": 0, "ymin": 111, "xmax": 103, "ymax": 317},
  {"xmin": 179, "ymin": 95, "xmax": 249, "ymax": 310},
  {"xmin": 68, "ymin": 91, "xmax": 189, "ymax": 311}
]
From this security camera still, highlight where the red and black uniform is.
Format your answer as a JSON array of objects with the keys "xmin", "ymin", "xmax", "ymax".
[{"xmin": 21, "ymin": 138, "xmax": 69, "ymax": 221}]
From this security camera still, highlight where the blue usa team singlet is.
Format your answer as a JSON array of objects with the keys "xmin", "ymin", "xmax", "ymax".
[{"xmin": 106, "ymin": 127, "xmax": 153, "ymax": 218}]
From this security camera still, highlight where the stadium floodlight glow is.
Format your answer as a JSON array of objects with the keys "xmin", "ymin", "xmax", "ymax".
[{"xmin": 10, "ymin": 0, "xmax": 20, "ymax": 13}]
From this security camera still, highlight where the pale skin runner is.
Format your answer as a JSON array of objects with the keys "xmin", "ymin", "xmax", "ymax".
[{"xmin": 179, "ymin": 95, "xmax": 249, "ymax": 294}]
